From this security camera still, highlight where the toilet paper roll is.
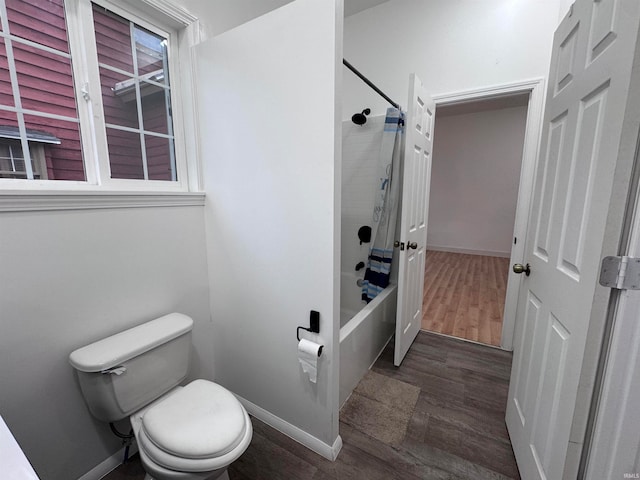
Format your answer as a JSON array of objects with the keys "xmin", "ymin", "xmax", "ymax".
[{"xmin": 298, "ymin": 338, "xmax": 322, "ymax": 384}]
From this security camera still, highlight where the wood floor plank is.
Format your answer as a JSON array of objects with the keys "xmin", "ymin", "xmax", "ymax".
[{"xmin": 422, "ymin": 250, "xmax": 509, "ymax": 346}]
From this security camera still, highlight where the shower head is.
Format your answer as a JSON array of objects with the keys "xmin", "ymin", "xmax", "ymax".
[{"xmin": 352, "ymin": 108, "xmax": 371, "ymax": 125}]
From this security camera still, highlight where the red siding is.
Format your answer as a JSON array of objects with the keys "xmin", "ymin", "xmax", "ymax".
[
  {"xmin": 13, "ymin": 42, "xmax": 78, "ymax": 118},
  {"xmin": 5, "ymin": 0, "xmax": 69, "ymax": 53},
  {"xmin": 92, "ymin": 5, "xmax": 134, "ymax": 73},
  {"xmin": 24, "ymin": 114, "xmax": 83, "ymax": 180},
  {"xmin": 0, "ymin": 40, "xmax": 14, "ymax": 107},
  {"xmin": 99, "ymin": 67, "xmax": 140, "ymax": 129},
  {"xmin": 0, "ymin": 110, "xmax": 19, "ymax": 135},
  {"xmin": 141, "ymin": 87, "xmax": 169, "ymax": 135},
  {"xmin": 106, "ymin": 127, "xmax": 143, "ymax": 179},
  {"xmin": 145, "ymin": 135, "xmax": 172, "ymax": 180}
]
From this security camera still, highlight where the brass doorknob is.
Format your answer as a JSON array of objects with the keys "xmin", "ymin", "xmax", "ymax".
[
  {"xmin": 407, "ymin": 242, "xmax": 418, "ymax": 250},
  {"xmin": 513, "ymin": 263, "xmax": 531, "ymax": 276}
]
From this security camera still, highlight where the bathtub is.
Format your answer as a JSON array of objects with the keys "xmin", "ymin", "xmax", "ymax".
[{"xmin": 339, "ymin": 271, "xmax": 397, "ymax": 407}]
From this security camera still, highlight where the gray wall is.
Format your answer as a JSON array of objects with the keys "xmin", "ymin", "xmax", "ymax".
[{"xmin": 0, "ymin": 205, "xmax": 212, "ymax": 479}]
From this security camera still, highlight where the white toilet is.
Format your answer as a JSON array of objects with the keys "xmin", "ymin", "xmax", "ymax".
[{"xmin": 69, "ymin": 313, "xmax": 252, "ymax": 480}]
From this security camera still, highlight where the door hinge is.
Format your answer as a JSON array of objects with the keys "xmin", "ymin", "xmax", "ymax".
[{"xmin": 599, "ymin": 256, "xmax": 640, "ymax": 290}]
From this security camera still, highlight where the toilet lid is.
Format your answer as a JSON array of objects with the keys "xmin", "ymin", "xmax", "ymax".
[{"xmin": 141, "ymin": 379, "xmax": 247, "ymax": 459}]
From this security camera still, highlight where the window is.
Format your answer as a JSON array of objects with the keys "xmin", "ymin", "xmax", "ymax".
[
  {"xmin": 92, "ymin": 4, "xmax": 176, "ymax": 181},
  {"xmin": 0, "ymin": 0, "xmax": 194, "ymax": 191}
]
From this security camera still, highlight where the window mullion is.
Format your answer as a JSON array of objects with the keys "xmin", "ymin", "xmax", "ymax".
[
  {"xmin": 161, "ymin": 41, "xmax": 176, "ymax": 181},
  {"xmin": 130, "ymin": 21, "xmax": 149, "ymax": 181},
  {"xmin": 167, "ymin": 28, "xmax": 194, "ymax": 190},
  {"xmin": 65, "ymin": 0, "xmax": 108, "ymax": 185}
]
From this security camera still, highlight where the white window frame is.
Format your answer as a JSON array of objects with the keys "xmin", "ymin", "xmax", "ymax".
[{"xmin": 0, "ymin": 0, "xmax": 204, "ymax": 210}]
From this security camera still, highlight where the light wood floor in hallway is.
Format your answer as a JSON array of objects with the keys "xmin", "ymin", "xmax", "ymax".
[{"xmin": 422, "ymin": 250, "xmax": 510, "ymax": 347}]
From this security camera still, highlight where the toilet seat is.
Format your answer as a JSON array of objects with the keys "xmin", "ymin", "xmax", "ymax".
[{"xmin": 131, "ymin": 380, "xmax": 252, "ymax": 474}]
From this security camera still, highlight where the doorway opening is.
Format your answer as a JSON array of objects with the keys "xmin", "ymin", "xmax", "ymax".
[{"xmin": 420, "ymin": 80, "xmax": 545, "ymax": 349}]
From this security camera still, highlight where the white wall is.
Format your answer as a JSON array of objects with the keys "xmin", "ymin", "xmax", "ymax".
[
  {"xmin": 0, "ymin": 205, "xmax": 212, "ymax": 480},
  {"xmin": 176, "ymin": 0, "xmax": 294, "ymax": 38},
  {"xmin": 428, "ymin": 105, "xmax": 528, "ymax": 257},
  {"xmin": 343, "ymin": 0, "xmax": 564, "ymax": 119},
  {"xmin": 196, "ymin": 0, "xmax": 342, "ymax": 451}
]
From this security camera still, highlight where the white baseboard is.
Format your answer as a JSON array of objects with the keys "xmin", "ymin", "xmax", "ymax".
[
  {"xmin": 77, "ymin": 444, "xmax": 138, "ymax": 480},
  {"xmin": 236, "ymin": 395, "xmax": 342, "ymax": 461},
  {"xmin": 426, "ymin": 244, "xmax": 511, "ymax": 258}
]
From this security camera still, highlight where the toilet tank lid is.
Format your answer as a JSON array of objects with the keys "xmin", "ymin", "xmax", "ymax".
[{"xmin": 69, "ymin": 313, "xmax": 194, "ymax": 372}]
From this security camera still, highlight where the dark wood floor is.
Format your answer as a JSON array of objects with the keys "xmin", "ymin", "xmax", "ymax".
[{"xmin": 105, "ymin": 332, "xmax": 519, "ymax": 480}]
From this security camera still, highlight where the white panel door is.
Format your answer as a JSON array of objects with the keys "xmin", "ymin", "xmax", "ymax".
[
  {"xmin": 506, "ymin": 1, "xmax": 640, "ymax": 478},
  {"xmin": 394, "ymin": 74, "xmax": 435, "ymax": 366}
]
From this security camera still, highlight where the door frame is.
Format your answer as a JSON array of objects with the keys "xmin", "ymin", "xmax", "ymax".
[
  {"xmin": 431, "ymin": 77, "xmax": 546, "ymax": 350},
  {"xmin": 580, "ymin": 140, "xmax": 640, "ymax": 478}
]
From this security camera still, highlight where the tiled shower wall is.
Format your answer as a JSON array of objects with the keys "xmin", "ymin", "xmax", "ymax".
[{"xmin": 341, "ymin": 115, "xmax": 385, "ymax": 275}]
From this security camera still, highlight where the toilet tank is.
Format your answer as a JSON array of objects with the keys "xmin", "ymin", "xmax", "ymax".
[{"xmin": 69, "ymin": 313, "xmax": 194, "ymax": 422}]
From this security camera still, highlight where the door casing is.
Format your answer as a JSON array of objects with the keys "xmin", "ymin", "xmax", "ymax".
[{"xmin": 431, "ymin": 77, "xmax": 546, "ymax": 351}]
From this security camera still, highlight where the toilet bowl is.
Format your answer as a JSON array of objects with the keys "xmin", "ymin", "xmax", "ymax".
[
  {"xmin": 130, "ymin": 380, "xmax": 252, "ymax": 480},
  {"xmin": 69, "ymin": 314, "xmax": 252, "ymax": 480}
]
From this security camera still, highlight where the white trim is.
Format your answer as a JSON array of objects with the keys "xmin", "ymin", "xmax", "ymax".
[
  {"xmin": 92, "ymin": 0, "xmax": 173, "ymax": 38},
  {"xmin": 66, "ymin": 0, "xmax": 101, "ymax": 186},
  {"xmin": 181, "ymin": 25, "xmax": 202, "ymax": 191},
  {"xmin": 426, "ymin": 244, "xmax": 512, "ymax": 258},
  {"xmin": 137, "ymin": 0, "xmax": 197, "ymax": 27},
  {"xmin": 583, "ymin": 139, "xmax": 640, "ymax": 478},
  {"xmin": 235, "ymin": 395, "xmax": 343, "ymax": 461},
  {"xmin": 0, "ymin": 191, "xmax": 205, "ymax": 212},
  {"xmin": 76, "ymin": 444, "xmax": 138, "ymax": 480},
  {"xmin": 432, "ymin": 78, "xmax": 545, "ymax": 105},
  {"xmin": 432, "ymin": 77, "xmax": 546, "ymax": 351}
]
